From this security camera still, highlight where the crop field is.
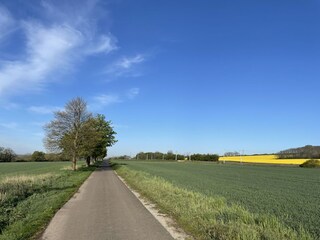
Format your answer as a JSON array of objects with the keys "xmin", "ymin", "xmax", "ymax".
[
  {"xmin": 219, "ymin": 154, "xmax": 308, "ymax": 165},
  {"xmin": 113, "ymin": 160, "xmax": 320, "ymax": 239},
  {"xmin": 0, "ymin": 161, "xmax": 69, "ymax": 180},
  {"xmin": 0, "ymin": 161, "xmax": 94, "ymax": 240}
]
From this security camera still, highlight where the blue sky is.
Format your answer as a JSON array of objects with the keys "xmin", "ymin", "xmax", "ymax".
[{"xmin": 0, "ymin": 0, "xmax": 319, "ymax": 156}]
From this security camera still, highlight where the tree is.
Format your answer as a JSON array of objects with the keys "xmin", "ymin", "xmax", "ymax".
[
  {"xmin": 81, "ymin": 114, "xmax": 117, "ymax": 166},
  {"xmin": 31, "ymin": 151, "xmax": 46, "ymax": 161},
  {"xmin": 44, "ymin": 97, "xmax": 91, "ymax": 170},
  {"xmin": 0, "ymin": 147, "xmax": 16, "ymax": 162}
]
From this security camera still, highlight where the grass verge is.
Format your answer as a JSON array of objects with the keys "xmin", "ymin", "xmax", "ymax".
[
  {"xmin": 0, "ymin": 163, "xmax": 98, "ymax": 240},
  {"xmin": 113, "ymin": 163, "xmax": 312, "ymax": 240}
]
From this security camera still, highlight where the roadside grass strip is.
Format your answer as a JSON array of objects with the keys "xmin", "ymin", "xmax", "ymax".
[
  {"xmin": 115, "ymin": 165, "xmax": 312, "ymax": 240},
  {"xmin": 0, "ymin": 166, "xmax": 95, "ymax": 240}
]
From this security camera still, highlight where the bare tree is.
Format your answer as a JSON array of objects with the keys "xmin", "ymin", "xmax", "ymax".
[{"xmin": 44, "ymin": 97, "xmax": 91, "ymax": 170}]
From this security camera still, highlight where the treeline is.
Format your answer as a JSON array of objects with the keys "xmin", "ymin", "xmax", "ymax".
[
  {"xmin": 136, "ymin": 151, "xmax": 186, "ymax": 160},
  {"xmin": 131, "ymin": 151, "xmax": 219, "ymax": 162},
  {"xmin": 224, "ymin": 151, "xmax": 240, "ymax": 156},
  {"xmin": 17, "ymin": 152, "xmax": 70, "ymax": 162},
  {"xmin": 277, "ymin": 145, "xmax": 320, "ymax": 159},
  {"xmin": 0, "ymin": 147, "xmax": 71, "ymax": 162},
  {"xmin": 191, "ymin": 154, "xmax": 219, "ymax": 161}
]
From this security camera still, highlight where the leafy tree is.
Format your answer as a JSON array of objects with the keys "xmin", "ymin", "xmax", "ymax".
[
  {"xmin": 0, "ymin": 147, "xmax": 16, "ymax": 162},
  {"xmin": 81, "ymin": 114, "xmax": 117, "ymax": 166},
  {"xmin": 91, "ymin": 114, "xmax": 117, "ymax": 160},
  {"xmin": 44, "ymin": 97, "xmax": 91, "ymax": 170},
  {"xmin": 31, "ymin": 151, "xmax": 46, "ymax": 161}
]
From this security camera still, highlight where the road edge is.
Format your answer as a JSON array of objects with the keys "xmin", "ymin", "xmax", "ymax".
[{"xmin": 113, "ymin": 170, "xmax": 192, "ymax": 240}]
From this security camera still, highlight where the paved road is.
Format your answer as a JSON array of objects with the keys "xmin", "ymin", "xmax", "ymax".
[{"xmin": 41, "ymin": 161, "xmax": 173, "ymax": 240}]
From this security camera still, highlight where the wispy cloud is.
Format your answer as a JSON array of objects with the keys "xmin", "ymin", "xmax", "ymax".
[
  {"xmin": 126, "ymin": 87, "xmax": 140, "ymax": 99},
  {"xmin": 0, "ymin": 5, "xmax": 15, "ymax": 40},
  {"xmin": 93, "ymin": 94, "xmax": 122, "ymax": 106},
  {"xmin": 106, "ymin": 54, "xmax": 145, "ymax": 77},
  {"xmin": 117, "ymin": 55, "xmax": 144, "ymax": 69},
  {"xmin": 0, "ymin": 22, "xmax": 83, "ymax": 96},
  {"xmin": 0, "ymin": 1, "xmax": 117, "ymax": 97},
  {"xmin": 91, "ymin": 87, "xmax": 140, "ymax": 109},
  {"xmin": 28, "ymin": 106, "xmax": 62, "ymax": 114},
  {"xmin": 0, "ymin": 122, "xmax": 17, "ymax": 129},
  {"xmin": 86, "ymin": 34, "xmax": 118, "ymax": 55}
]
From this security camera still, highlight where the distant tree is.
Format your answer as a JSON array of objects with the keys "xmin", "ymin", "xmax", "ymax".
[
  {"xmin": 0, "ymin": 147, "xmax": 16, "ymax": 162},
  {"xmin": 277, "ymin": 145, "xmax": 320, "ymax": 159},
  {"xmin": 44, "ymin": 97, "xmax": 91, "ymax": 170},
  {"xmin": 165, "ymin": 151, "xmax": 176, "ymax": 160},
  {"xmin": 31, "ymin": 151, "xmax": 46, "ymax": 161},
  {"xmin": 224, "ymin": 151, "xmax": 240, "ymax": 156}
]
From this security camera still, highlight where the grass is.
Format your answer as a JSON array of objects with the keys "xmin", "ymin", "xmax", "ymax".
[
  {"xmin": 0, "ymin": 162, "xmax": 70, "ymax": 180},
  {"xmin": 219, "ymin": 155, "xmax": 312, "ymax": 165},
  {"xmin": 112, "ymin": 160, "xmax": 320, "ymax": 239},
  {"xmin": 0, "ymin": 161, "xmax": 96, "ymax": 240}
]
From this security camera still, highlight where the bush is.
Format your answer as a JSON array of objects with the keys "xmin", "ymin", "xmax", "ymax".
[{"xmin": 299, "ymin": 159, "xmax": 320, "ymax": 168}]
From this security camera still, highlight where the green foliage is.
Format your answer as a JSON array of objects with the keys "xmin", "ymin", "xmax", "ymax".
[
  {"xmin": 190, "ymin": 153, "xmax": 219, "ymax": 161},
  {"xmin": 0, "ymin": 147, "xmax": 16, "ymax": 162},
  {"xmin": 81, "ymin": 114, "xmax": 117, "ymax": 160},
  {"xmin": 136, "ymin": 151, "xmax": 185, "ymax": 160},
  {"xmin": 112, "ymin": 160, "xmax": 320, "ymax": 239},
  {"xmin": 299, "ymin": 159, "xmax": 320, "ymax": 168},
  {"xmin": 31, "ymin": 151, "xmax": 46, "ymax": 161},
  {"xmin": 0, "ymin": 161, "xmax": 94, "ymax": 239},
  {"xmin": 114, "ymin": 164, "xmax": 312, "ymax": 240}
]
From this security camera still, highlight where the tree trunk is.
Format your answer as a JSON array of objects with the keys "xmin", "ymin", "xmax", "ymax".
[
  {"xmin": 86, "ymin": 156, "xmax": 91, "ymax": 167},
  {"xmin": 72, "ymin": 153, "xmax": 77, "ymax": 171}
]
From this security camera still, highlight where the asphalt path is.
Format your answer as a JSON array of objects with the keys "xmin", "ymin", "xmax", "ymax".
[{"xmin": 41, "ymin": 160, "xmax": 173, "ymax": 240}]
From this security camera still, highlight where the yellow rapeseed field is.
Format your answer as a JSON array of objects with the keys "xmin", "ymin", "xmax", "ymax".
[{"xmin": 219, "ymin": 155, "xmax": 309, "ymax": 165}]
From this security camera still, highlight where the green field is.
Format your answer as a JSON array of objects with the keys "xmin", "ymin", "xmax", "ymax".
[
  {"xmin": 113, "ymin": 160, "xmax": 320, "ymax": 239},
  {"xmin": 0, "ymin": 161, "xmax": 70, "ymax": 180},
  {"xmin": 0, "ymin": 161, "xmax": 95, "ymax": 240}
]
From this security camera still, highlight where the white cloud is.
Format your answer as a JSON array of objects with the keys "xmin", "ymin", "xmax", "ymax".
[
  {"xmin": 127, "ymin": 87, "xmax": 140, "ymax": 99},
  {"xmin": 0, "ymin": 22, "xmax": 83, "ymax": 96},
  {"xmin": 117, "ymin": 55, "xmax": 144, "ymax": 69},
  {"xmin": 0, "ymin": 1, "xmax": 118, "ymax": 97},
  {"xmin": 94, "ymin": 94, "xmax": 121, "ymax": 106},
  {"xmin": 106, "ymin": 54, "xmax": 145, "ymax": 77},
  {"xmin": 28, "ymin": 105, "xmax": 62, "ymax": 114},
  {"xmin": 91, "ymin": 87, "xmax": 140, "ymax": 110}
]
